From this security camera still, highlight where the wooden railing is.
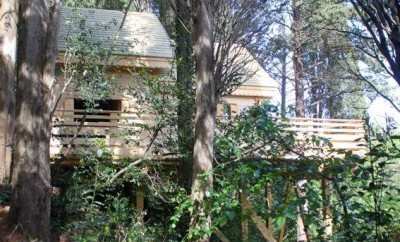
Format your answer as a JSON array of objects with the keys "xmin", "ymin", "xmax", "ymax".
[
  {"xmin": 50, "ymin": 110, "xmax": 366, "ymax": 159},
  {"xmin": 281, "ymin": 117, "xmax": 366, "ymax": 154},
  {"xmin": 50, "ymin": 109, "xmax": 154, "ymax": 159}
]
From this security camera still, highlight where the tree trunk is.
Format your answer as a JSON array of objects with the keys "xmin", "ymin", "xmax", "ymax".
[
  {"xmin": 296, "ymin": 180, "xmax": 309, "ymax": 242},
  {"xmin": 190, "ymin": 0, "xmax": 215, "ymax": 241},
  {"xmin": 159, "ymin": 0, "xmax": 195, "ymax": 190},
  {"xmin": 9, "ymin": 1, "xmax": 60, "ymax": 241},
  {"xmin": 292, "ymin": 0, "xmax": 305, "ymax": 118},
  {"xmin": 280, "ymin": 55, "xmax": 287, "ymax": 118},
  {"xmin": 176, "ymin": 0, "xmax": 195, "ymax": 190},
  {"xmin": 292, "ymin": 0, "xmax": 308, "ymax": 241},
  {"xmin": 321, "ymin": 177, "xmax": 333, "ymax": 241},
  {"xmin": 0, "ymin": 0, "xmax": 18, "ymax": 184}
]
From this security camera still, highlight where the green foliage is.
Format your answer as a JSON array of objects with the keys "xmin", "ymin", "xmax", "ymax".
[
  {"xmin": 328, "ymin": 131, "xmax": 400, "ymax": 241},
  {"xmin": 54, "ymin": 141, "xmax": 180, "ymax": 241},
  {"xmin": 63, "ymin": 13, "xmax": 113, "ymax": 108},
  {"xmin": 53, "ymin": 3, "xmax": 400, "ymax": 241},
  {"xmin": 168, "ymin": 104, "xmax": 400, "ymax": 241},
  {"xmin": 0, "ymin": 188, "xmax": 10, "ymax": 205},
  {"xmin": 125, "ymin": 70, "xmax": 179, "ymax": 153}
]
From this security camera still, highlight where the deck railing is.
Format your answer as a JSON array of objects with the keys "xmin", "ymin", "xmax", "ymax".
[
  {"xmin": 51, "ymin": 110, "xmax": 366, "ymax": 159},
  {"xmin": 281, "ymin": 117, "xmax": 366, "ymax": 154},
  {"xmin": 51, "ymin": 109, "xmax": 153, "ymax": 159}
]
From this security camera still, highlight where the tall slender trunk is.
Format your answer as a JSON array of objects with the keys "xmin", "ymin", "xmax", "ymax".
[
  {"xmin": 9, "ymin": 1, "xmax": 60, "ymax": 241},
  {"xmin": 321, "ymin": 177, "xmax": 333, "ymax": 241},
  {"xmin": 0, "ymin": 0, "xmax": 18, "ymax": 184},
  {"xmin": 292, "ymin": 0, "xmax": 308, "ymax": 241},
  {"xmin": 280, "ymin": 55, "xmax": 287, "ymax": 118},
  {"xmin": 292, "ymin": 0, "xmax": 305, "ymax": 118},
  {"xmin": 190, "ymin": 0, "xmax": 215, "ymax": 241}
]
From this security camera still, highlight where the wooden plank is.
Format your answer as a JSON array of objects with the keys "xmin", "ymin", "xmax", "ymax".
[
  {"xmin": 285, "ymin": 127, "xmax": 365, "ymax": 134},
  {"xmin": 281, "ymin": 121, "xmax": 364, "ymax": 128},
  {"xmin": 287, "ymin": 117, "xmax": 363, "ymax": 123},
  {"xmin": 52, "ymin": 138, "xmax": 144, "ymax": 146},
  {"xmin": 215, "ymin": 229, "xmax": 231, "ymax": 242},
  {"xmin": 55, "ymin": 109, "xmax": 138, "ymax": 114},
  {"xmin": 136, "ymin": 188, "xmax": 145, "ymax": 212},
  {"xmin": 241, "ymin": 196, "xmax": 276, "ymax": 242},
  {"xmin": 53, "ymin": 121, "xmax": 150, "ymax": 128}
]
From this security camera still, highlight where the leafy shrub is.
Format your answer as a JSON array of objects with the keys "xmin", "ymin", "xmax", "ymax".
[{"xmin": 54, "ymin": 141, "xmax": 177, "ymax": 241}]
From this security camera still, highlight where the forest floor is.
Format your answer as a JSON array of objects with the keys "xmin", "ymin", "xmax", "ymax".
[
  {"xmin": 0, "ymin": 206, "xmax": 70, "ymax": 242},
  {"xmin": 0, "ymin": 205, "xmax": 24, "ymax": 242},
  {"xmin": 0, "ymin": 183, "xmax": 70, "ymax": 242}
]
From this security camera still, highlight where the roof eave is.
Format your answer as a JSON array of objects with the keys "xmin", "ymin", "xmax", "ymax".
[{"xmin": 57, "ymin": 51, "xmax": 174, "ymax": 69}]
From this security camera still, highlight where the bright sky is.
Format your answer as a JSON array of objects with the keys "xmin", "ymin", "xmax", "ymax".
[
  {"xmin": 357, "ymin": 61, "xmax": 400, "ymax": 129},
  {"xmin": 367, "ymin": 77, "xmax": 400, "ymax": 130}
]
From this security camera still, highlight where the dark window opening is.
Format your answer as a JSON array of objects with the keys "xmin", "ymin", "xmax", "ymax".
[{"xmin": 74, "ymin": 99, "xmax": 122, "ymax": 122}]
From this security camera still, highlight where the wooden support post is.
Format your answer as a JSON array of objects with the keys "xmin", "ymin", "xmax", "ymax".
[
  {"xmin": 0, "ymin": 134, "xmax": 5, "ymax": 183},
  {"xmin": 296, "ymin": 180, "xmax": 310, "ymax": 242},
  {"xmin": 215, "ymin": 228, "xmax": 231, "ymax": 242},
  {"xmin": 321, "ymin": 178, "xmax": 333, "ymax": 241},
  {"xmin": 136, "ymin": 187, "xmax": 145, "ymax": 213},
  {"xmin": 241, "ymin": 195, "xmax": 277, "ymax": 242},
  {"xmin": 266, "ymin": 182, "xmax": 274, "ymax": 232},
  {"xmin": 278, "ymin": 181, "xmax": 291, "ymax": 242},
  {"xmin": 240, "ymin": 191, "xmax": 249, "ymax": 242}
]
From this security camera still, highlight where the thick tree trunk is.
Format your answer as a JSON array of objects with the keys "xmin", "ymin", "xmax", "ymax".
[
  {"xmin": 176, "ymin": 0, "xmax": 195, "ymax": 190},
  {"xmin": 0, "ymin": 0, "xmax": 18, "ymax": 184},
  {"xmin": 190, "ymin": 0, "xmax": 215, "ymax": 241},
  {"xmin": 159, "ymin": 0, "xmax": 195, "ymax": 190},
  {"xmin": 9, "ymin": 1, "xmax": 60, "ymax": 241}
]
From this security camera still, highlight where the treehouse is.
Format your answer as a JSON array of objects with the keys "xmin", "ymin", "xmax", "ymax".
[{"xmin": 3, "ymin": 7, "xmax": 366, "ymax": 164}]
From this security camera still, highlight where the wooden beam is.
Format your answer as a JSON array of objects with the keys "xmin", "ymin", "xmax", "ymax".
[
  {"xmin": 240, "ymin": 192, "xmax": 249, "ymax": 242},
  {"xmin": 241, "ymin": 195, "xmax": 277, "ymax": 242},
  {"xmin": 215, "ymin": 228, "xmax": 231, "ymax": 242},
  {"xmin": 136, "ymin": 187, "xmax": 145, "ymax": 212}
]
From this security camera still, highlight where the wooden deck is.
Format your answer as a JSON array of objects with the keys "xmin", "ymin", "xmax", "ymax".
[
  {"xmin": 51, "ymin": 109, "xmax": 153, "ymax": 159},
  {"xmin": 281, "ymin": 117, "xmax": 366, "ymax": 157},
  {"xmin": 50, "ymin": 110, "xmax": 367, "ymax": 160}
]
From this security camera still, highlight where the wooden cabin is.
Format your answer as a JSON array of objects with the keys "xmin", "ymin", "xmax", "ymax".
[
  {"xmin": 0, "ymin": 7, "xmax": 367, "ymax": 165},
  {"xmin": 53, "ymin": 7, "xmax": 367, "ymax": 160}
]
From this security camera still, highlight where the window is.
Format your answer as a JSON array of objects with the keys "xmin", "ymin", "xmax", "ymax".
[{"xmin": 74, "ymin": 99, "xmax": 122, "ymax": 122}]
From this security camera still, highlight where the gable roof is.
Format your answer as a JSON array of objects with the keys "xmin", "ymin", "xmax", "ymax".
[{"xmin": 58, "ymin": 7, "xmax": 174, "ymax": 59}]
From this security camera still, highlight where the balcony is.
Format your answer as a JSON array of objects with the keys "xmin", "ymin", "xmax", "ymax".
[{"xmin": 51, "ymin": 110, "xmax": 366, "ymax": 160}]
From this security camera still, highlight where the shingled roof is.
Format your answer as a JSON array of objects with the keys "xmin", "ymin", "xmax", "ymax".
[{"xmin": 58, "ymin": 7, "xmax": 174, "ymax": 59}]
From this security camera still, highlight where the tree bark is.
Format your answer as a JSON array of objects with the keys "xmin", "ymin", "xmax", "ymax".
[
  {"xmin": 190, "ymin": 0, "xmax": 215, "ymax": 241},
  {"xmin": 292, "ymin": 0, "xmax": 305, "ymax": 118},
  {"xmin": 176, "ymin": 0, "xmax": 195, "ymax": 190},
  {"xmin": 0, "ymin": 0, "xmax": 18, "ymax": 184},
  {"xmin": 280, "ymin": 54, "xmax": 287, "ymax": 118},
  {"xmin": 292, "ymin": 0, "xmax": 308, "ymax": 241},
  {"xmin": 9, "ymin": 1, "xmax": 60, "ymax": 241},
  {"xmin": 159, "ymin": 0, "xmax": 195, "ymax": 190},
  {"xmin": 321, "ymin": 177, "xmax": 333, "ymax": 241}
]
